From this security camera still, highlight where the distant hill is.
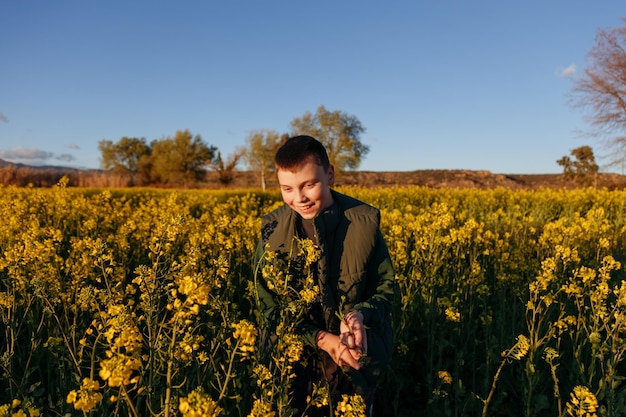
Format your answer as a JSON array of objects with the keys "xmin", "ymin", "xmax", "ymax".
[{"xmin": 0, "ymin": 158, "xmax": 82, "ymax": 171}]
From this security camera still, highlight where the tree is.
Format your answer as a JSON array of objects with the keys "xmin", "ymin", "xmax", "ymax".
[
  {"xmin": 570, "ymin": 18, "xmax": 626, "ymax": 171},
  {"xmin": 211, "ymin": 151, "xmax": 242, "ymax": 186},
  {"xmin": 150, "ymin": 130, "xmax": 217, "ymax": 186},
  {"xmin": 289, "ymin": 105, "xmax": 369, "ymax": 172},
  {"xmin": 98, "ymin": 137, "xmax": 151, "ymax": 185},
  {"xmin": 557, "ymin": 145, "xmax": 599, "ymax": 186},
  {"xmin": 241, "ymin": 129, "xmax": 285, "ymax": 191}
]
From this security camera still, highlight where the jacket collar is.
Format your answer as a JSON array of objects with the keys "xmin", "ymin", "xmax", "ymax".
[{"xmin": 312, "ymin": 190, "xmax": 342, "ymax": 241}]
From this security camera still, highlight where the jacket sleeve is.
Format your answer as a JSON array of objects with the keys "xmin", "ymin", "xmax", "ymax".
[
  {"xmin": 353, "ymin": 228, "xmax": 397, "ymax": 327},
  {"xmin": 295, "ymin": 317, "xmax": 323, "ymax": 348}
]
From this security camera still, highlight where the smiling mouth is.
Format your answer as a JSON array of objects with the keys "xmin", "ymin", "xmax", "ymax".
[{"xmin": 298, "ymin": 204, "xmax": 315, "ymax": 212}]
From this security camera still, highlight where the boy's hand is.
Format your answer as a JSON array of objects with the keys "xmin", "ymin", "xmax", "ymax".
[
  {"xmin": 339, "ymin": 310, "xmax": 367, "ymax": 359},
  {"xmin": 315, "ymin": 331, "xmax": 362, "ymax": 370}
]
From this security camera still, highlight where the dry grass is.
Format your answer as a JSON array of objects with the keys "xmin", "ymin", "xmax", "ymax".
[{"xmin": 223, "ymin": 169, "xmax": 626, "ymax": 191}]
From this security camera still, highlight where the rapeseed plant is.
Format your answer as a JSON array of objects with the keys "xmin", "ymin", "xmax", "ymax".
[
  {"xmin": 250, "ymin": 237, "xmax": 321, "ymax": 416},
  {"xmin": 66, "ymin": 378, "xmax": 103, "ymax": 412},
  {"xmin": 335, "ymin": 394, "xmax": 366, "ymax": 417},
  {"xmin": 565, "ymin": 386, "xmax": 598, "ymax": 417},
  {"xmin": 3, "ymin": 185, "xmax": 626, "ymax": 416},
  {"xmin": 178, "ymin": 387, "xmax": 223, "ymax": 417}
]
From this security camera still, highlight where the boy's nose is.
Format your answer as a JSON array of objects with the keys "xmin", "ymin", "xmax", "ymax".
[{"xmin": 295, "ymin": 189, "xmax": 308, "ymax": 202}]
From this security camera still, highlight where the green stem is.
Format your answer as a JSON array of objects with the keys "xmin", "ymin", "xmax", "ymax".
[
  {"xmin": 218, "ymin": 338, "xmax": 240, "ymax": 402},
  {"xmin": 482, "ymin": 359, "xmax": 506, "ymax": 417}
]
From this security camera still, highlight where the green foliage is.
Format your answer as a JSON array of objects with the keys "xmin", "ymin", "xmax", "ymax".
[
  {"xmin": 99, "ymin": 130, "xmax": 217, "ymax": 187},
  {"xmin": 150, "ymin": 130, "xmax": 217, "ymax": 186},
  {"xmin": 557, "ymin": 146, "xmax": 599, "ymax": 186},
  {"xmin": 242, "ymin": 130, "xmax": 285, "ymax": 191},
  {"xmin": 290, "ymin": 105, "xmax": 369, "ymax": 172},
  {"xmin": 98, "ymin": 137, "xmax": 152, "ymax": 185}
]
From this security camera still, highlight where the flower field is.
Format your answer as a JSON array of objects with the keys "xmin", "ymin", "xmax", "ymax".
[{"xmin": 1, "ymin": 180, "xmax": 626, "ymax": 416}]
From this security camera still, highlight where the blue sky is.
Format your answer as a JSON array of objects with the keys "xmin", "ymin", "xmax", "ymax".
[{"xmin": 1, "ymin": 1, "xmax": 624, "ymax": 174}]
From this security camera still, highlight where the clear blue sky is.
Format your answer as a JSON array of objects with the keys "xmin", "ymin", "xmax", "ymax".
[{"xmin": 1, "ymin": 1, "xmax": 624, "ymax": 174}]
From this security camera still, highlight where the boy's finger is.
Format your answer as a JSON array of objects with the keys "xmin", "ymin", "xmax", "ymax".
[{"xmin": 339, "ymin": 345, "xmax": 361, "ymax": 370}]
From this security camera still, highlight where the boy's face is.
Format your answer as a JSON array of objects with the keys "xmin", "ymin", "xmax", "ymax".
[{"xmin": 276, "ymin": 159, "xmax": 335, "ymax": 220}]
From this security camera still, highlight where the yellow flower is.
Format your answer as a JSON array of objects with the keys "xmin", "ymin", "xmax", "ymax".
[
  {"xmin": 232, "ymin": 320, "xmax": 258, "ymax": 357},
  {"xmin": 588, "ymin": 332, "xmax": 601, "ymax": 347},
  {"xmin": 0, "ymin": 292, "xmax": 14, "ymax": 308},
  {"xmin": 543, "ymin": 347, "xmax": 558, "ymax": 363},
  {"xmin": 252, "ymin": 365, "xmax": 272, "ymax": 387},
  {"xmin": 283, "ymin": 334, "xmax": 303, "ymax": 363},
  {"xmin": 98, "ymin": 366, "xmax": 111, "ymax": 381},
  {"xmin": 298, "ymin": 237, "xmax": 321, "ymax": 267},
  {"xmin": 179, "ymin": 387, "xmax": 223, "ymax": 417},
  {"xmin": 66, "ymin": 378, "xmax": 103, "ymax": 413},
  {"xmin": 99, "ymin": 355, "xmax": 141, "ymax": 387},
  {"xmin": 598, "ymin": 237, "xmax": 610, "ymax": 249},
  {"xmin": 302, "ymin": 286, "xmax": 319, "ymax": 303},
  {"xmin": 438, "ymin": 370, "xmax": 453, "ymax": 385},
  {"xmin": 247, "ymin": 398, "xmax": 275, "ymax": 417},
  {"xmin": 335, "ymin": 394, "xmax": 366, "ymax": 417},
  {"xmin": 444, "ymin": 306, "xmax": 460, "ymax": 323},
  {"xmin": 179, "ymin": 398, "xmax": 190, "ymax": 414},
  {"xmin": 66, "ymin": 391, "xmax": 77, "ymax": 404},
  {"xmin": 190, "ymin": 303, "xmax": 200, "ymax": 315},
  {"xmin": 503, "ymin": 334, "xmax": 529, "ymax": 361},
  {"xmin": 307, "ymin": 383, "xmax": 329, "ymax": 408},
  {"xmin": 566, "ymin": 385, "xmax": 598, "ymax": 417},
  {"xmin": 107, "ymin": 304, "xmax": 123, "ymax": 316}
]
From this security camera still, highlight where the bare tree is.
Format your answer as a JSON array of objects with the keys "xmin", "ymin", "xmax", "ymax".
[
  {"xmin": 570, "ymin": 18, "xmax": 626, "ymax": 171},
  {"xmin": 211, "ymin": 151, "xmax": 242, "ymax": 186}
]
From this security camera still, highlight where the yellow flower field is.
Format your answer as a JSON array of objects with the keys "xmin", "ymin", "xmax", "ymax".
[{"xmin": 1, "ymin": 180, "xmax": 625, "ymax": 416}]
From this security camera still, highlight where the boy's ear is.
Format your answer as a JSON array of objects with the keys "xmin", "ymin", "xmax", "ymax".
[{"xmin": 328, "ymin": 165, "xmax": 335, "ymax": 186}]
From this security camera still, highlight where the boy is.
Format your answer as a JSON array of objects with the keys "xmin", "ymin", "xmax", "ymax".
[{"xmin": 254, "ymin": 135, "xmax": 396, "ymax": 416}]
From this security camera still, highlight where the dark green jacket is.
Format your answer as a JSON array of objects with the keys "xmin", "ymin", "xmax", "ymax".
[{"xmin": 254, "ymin": 190, "xmax": 396, "ymax": 375}]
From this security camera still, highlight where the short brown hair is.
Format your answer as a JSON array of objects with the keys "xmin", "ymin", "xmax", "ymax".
[{"xmin": 274, "ymin": 135, "xmax": 330, "ymax": 171}]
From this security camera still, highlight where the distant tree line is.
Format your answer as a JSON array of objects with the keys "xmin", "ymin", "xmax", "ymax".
[
  {"xmin": 98, "ymin": 129, "xmax": 217, "ymax": 187},
  {"xmin": 0, "ymin": 105, "xmax": 370, "ymax": 188},
  {"xmin": 97, "ymin": 105, "xmax": 369, "ymax": 188}
]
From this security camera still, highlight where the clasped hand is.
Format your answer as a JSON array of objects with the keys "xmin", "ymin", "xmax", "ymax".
[{"xmin": 316, "ymin": 311, "xmax": 367, "ymax": 370}]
